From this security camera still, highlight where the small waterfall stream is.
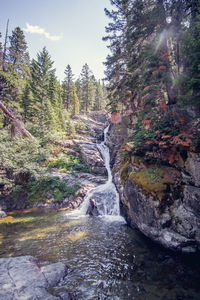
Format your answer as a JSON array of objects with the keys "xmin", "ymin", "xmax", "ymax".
[
  {"xmin": 68, "ymin": 125, "xmax": 125, "ymax": 221},
  {"xmin": 1, "ymin": 129, "xmax": 200, "ymax": 299}
]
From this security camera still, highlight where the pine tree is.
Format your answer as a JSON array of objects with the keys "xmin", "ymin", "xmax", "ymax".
[
  {"xmin": 71, "ymin": 83, "xmax": 80, "ymax": 116},
  {"xmin": 62, "ymin": 64, "xmax": 74, "ymax": 110},
  {"xmin": 21, "ymin": 83, "xmax": 33, "ymax": 122},
  {"xmin": 79, "ymin": 63, "xmax": 94, "ymax": 111},
  {"xmin": 93, "ymin": 81, "xmax": 105, "ymax": 110},
  {"xmin": 9, "ymin": 27, "xmax": 30, "ymax": 77},
  {"xmin": 30, "ymin": 47, "xmax": 55, "ymax": 127}
]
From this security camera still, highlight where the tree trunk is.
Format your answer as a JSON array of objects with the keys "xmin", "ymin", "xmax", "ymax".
[
  {"xmin": 2, "ymin": 19, "xmax": 9, "ymax": 72},
  {"xmin": 0, "ymin": 100, "xmax": 34, "ymax": 139}
]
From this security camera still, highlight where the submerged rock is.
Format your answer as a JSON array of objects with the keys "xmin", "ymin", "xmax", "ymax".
[{"xmin": 0, "ymin": 256, "xmax": 68, "ymax": 300}]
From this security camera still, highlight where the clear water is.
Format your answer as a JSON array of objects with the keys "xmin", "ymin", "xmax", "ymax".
[
  {"xmin": 0, "ymin": 210, "xmax": 200, "ymax": 299},
  {"xmin": 0, "ymin": 126, "xmax": 200, "ymax": 299}
]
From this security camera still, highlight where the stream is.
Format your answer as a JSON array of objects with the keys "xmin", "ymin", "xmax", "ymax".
[{"xmin": 0, "ymin": 127, "xmax": 200, "ymax": 299}]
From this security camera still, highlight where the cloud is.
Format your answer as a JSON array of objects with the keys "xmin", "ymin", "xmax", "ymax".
[{"xmin": 23, "ymin": 23, "xmax": 62, "ymax": 41}]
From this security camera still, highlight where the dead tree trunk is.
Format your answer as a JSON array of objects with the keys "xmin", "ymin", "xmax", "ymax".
[
  {"xmin": 2, "ymin": 19, "xmax": 9, "ymax": 72},
  {"xmin": 0, "ymin": 100, "xmax": 34, "ymax": 139}
]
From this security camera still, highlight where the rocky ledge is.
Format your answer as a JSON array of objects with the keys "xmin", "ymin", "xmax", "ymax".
[
  {"xmin": 109, "ymin": 115, "xmax": 200, "ymax": 253},
  {"xmin": 0, "ymin": 256, "xmax": 69, "ymax": 300}
]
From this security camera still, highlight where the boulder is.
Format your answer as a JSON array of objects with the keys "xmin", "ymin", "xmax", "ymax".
[
  {"xmin": 112, "ymin": 151, "xmax": 200, "ymax": 253},
  {"xmin": 185, "ymin": 152, "xmax": 200, "ymax": 187},
  {"xmin": 86, "ymin": 199, "xmax": 99, "ymax": 216},
  {"xmin": 0, "ymin": 210, "xmax": 7, "ymax": 218},
  {"xmin": 0, "ymin": 256, "xmax": 68, "ymax": 300}
]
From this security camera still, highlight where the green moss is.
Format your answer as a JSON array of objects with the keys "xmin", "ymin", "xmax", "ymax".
[
  {"xmin": 129, "ymin": 167, "xmax": 181, "ymax": 200},
  {"xmin": 120, "ymin": 161, "xmax": 129, "ymax": 183}
]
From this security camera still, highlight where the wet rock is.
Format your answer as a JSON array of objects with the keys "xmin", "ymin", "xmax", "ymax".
[
  {"xmin": 0, "ymin": 210, "xmax": 7, "ymax": 218},
  {"xmin": 183, "ymin": 185, "xmax": 200, "ymax": 217},
  {"xmin": 72, "ymin": 111, "xmax": 107, "ymax": 139},
  {"xmin": 0, "ymin": 256, "xmax": 68, "ymax": 300},
  {"xmin": 41, "ymin": 262, "xmax": 67, "ymax": 287},
  {"xmin": 78, "ymin": 141, "xmax": 106, "ymax": 174},
  {"xmin": 86, "ymin": 199, "xmax": 99, "ymax": 216}
]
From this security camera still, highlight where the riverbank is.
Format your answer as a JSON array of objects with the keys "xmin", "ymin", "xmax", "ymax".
[{"xmin": 0, "ymin": 111, "xmax": 108, "ymax": 214}]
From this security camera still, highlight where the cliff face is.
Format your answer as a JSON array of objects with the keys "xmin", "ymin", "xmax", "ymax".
[{"xmin": 108, "ymin": 107, "xmax": 200, "ymax": 253}]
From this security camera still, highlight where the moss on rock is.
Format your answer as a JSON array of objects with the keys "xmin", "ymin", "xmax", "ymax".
[
  {"xmin": 120, "ymin": 161, "xmax": 129, "ymax": 183},
  {"xmin": 129, "ymin": 166, "xmax": 181, "ymax": 200}
]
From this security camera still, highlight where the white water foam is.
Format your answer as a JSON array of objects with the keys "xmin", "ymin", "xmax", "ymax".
[{"xmin": 66, "ymin": 125, "xmax": 125, "ymax": 223}]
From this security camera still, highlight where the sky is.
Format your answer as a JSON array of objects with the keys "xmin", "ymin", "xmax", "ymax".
[{"xmin": 0, "ymin": 0, "xmax": 112, "ymax": 81}]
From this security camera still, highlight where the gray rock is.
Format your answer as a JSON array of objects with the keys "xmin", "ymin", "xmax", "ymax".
[
  {"xmin": 185, "ymin": 152, "xmax": 200, "ymax": 187},
  {"xmin": 112, "ymin": 150, "xmax": 200, "ymax": 253},
  {"xmin": 0, "ymin": 210, "xmax": 6, "ymax": 218},
  {"xmin": 41, "ymin": 262, "xmax": 67, "ymax": 287},
  {"xmin": 183, "ymin": 185, "xmax": 200, "ymax": 217},
  {"xmin": 86, "ymin": 199, "xmax": 99, "ymax": 216},
  {"xmin": 0, "ymin": 256, "xmax": 68, "ymax": 300}
]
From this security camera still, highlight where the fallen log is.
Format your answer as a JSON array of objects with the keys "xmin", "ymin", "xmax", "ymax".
[{"xmin": 0, "ymin": 100, "xmax": 34, "ymax": 139}]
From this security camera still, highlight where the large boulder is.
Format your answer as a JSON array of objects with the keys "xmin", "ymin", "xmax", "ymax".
[
  {"xmin": 185, "ymin": 152, "xmax": 200, "ymax": 187},
  {"xmin": 112, "ymin": 150, "xmax": 200, "ymax": 253},
  {"xmin": 0, "ymin": 256, "xmax": 68, "ymax": 300}
]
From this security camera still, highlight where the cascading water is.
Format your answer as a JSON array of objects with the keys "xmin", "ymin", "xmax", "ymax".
[{"xmin": 68, "ymin": 125, "xmax": 124, "ymax": 221}]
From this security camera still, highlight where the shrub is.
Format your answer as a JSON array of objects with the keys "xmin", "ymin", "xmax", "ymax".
[
  {"xmin": 48, "ymin": 154, "xmax": 91, "ymax": 173},
  {"xmin": 26, "ymin": 176, "xmax": 79, "ymax": 203}
]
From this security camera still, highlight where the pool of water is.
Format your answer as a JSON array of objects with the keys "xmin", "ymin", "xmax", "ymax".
[{"xmin": 0, "ymin": 209, "xmax": 200, "ymax": 299}]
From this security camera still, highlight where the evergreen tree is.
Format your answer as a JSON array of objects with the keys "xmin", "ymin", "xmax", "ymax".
[
  {"xmin": 21, "ymin": 82, "xmax": 33, "ymax": 122},
  {"xmin": 79, "ymin": 63, "xmax": 94, "ymax": 111},
  {"xmin": 30, "ymin": 47, "xmax": 55, "ymax": 127},
  {"xmin": 8, "ymin": 27, "xmax": 30, "ymax": 77},
  {"xmin": 62, "ymin": 64, "xmax": 74, "ymax": 110},
  {"xmin": 93, "ymin": 81, "xmax": 105, "ymax": 110},
  {"xmin": 71, "ymin": 83, "xmax": 80, "ymax": 116}
]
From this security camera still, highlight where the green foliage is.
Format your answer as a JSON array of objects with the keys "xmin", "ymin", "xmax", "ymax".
[
  {"xmin": 66, "ymin": 118, "xmax": 76, "ymax": 137},
  {"xmin": 71, "ymin": 84, "xmax": 80, "ymax": 116},
  {"xmin": 48, "ymin": 154, "xmax": 91, "ymax": 173},
  {"xmin": 0, "ymin": 129, "xmax": 49, "ymax": 179},
  {"xmin": 26, "ymin": 176, "xmax": 79, "ymax": 203},
  {"xmin": 74, "ymin": 119, "xmax": 86, "ymax": 134}
]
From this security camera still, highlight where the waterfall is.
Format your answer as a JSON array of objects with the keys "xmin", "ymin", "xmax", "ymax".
[{"xmin": 67, "ymin": 125, "xmax": 125, "ymax": 222}]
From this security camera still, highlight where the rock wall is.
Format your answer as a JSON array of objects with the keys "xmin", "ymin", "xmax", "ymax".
[{"xmin": 109, "ymin": 118, "xmax": 200, "ymax": 253}]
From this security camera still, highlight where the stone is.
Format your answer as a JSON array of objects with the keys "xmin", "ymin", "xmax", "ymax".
[
  {"xmin": 0, "ymin": 210, "xmax": 6, "ymax": 218},
  {"xmin": 86, "ymin": 199, "xmax": 99, "ymax": 216},
  {"xmin": 111, "ymin": 146, "xmax": 200, "ymax": 253},
  {"xmin": 0, "ymin": 256, "xmax": 68, "ymax": 300},
  {"xmin": 183, "ymin": 185, "xmax": 200, "ymax": 217},
  {"xmin": 185, "ymin": 152, "xmax": 200, "ymax": 187},
  {"xmin": 41, "ymin": 262, "xmax": 67, "ymax": 287}
]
